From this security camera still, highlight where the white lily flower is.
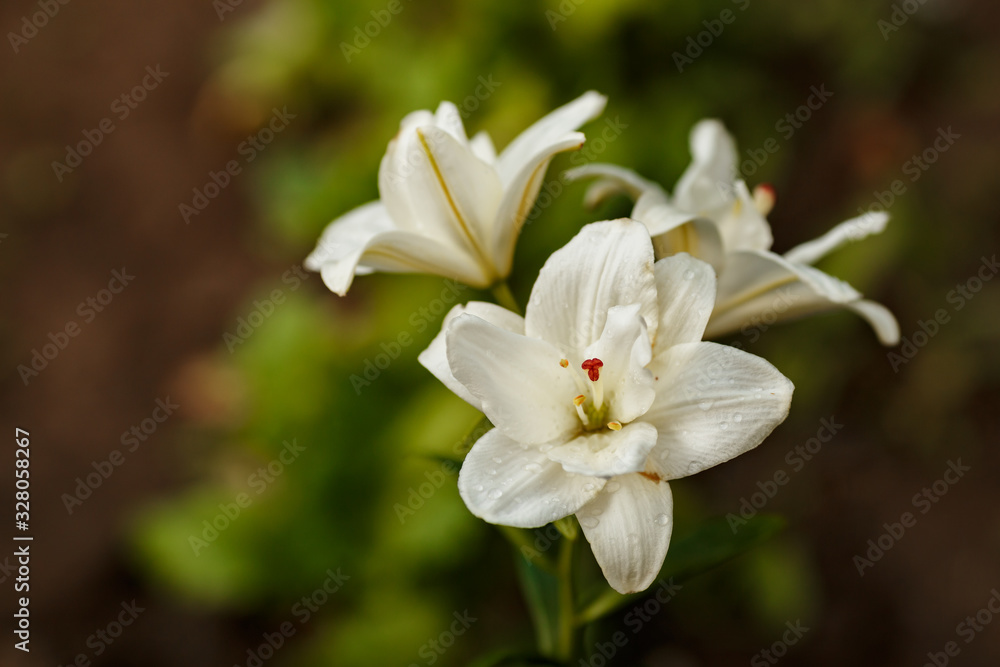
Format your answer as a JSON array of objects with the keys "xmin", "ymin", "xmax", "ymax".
[
  {"xmin": 565, "ymin": 120, "xmax": 900, "ymax": 345},
  {"xmin": 419, "ymin": 219, "xmax": 793, "ymax": 594},
  {"xmin": 305, "ymin": 91, "xmax": 608, "ymax": 295}
]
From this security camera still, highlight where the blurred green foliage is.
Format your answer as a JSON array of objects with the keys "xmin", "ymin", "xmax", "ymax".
[{"xmin": 130, "ymin": 0, "xmax": 997, "ymax": 664}]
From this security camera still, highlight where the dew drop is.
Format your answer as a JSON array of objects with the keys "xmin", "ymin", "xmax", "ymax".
[
  {"xmin": 474, "ymin": 484, "xmax": 483, "ymax": 492},
  {"xmin": 487, "ymin": 468, "xmax": 497, "ymax": 476},
  {"xmin": 580, "ymin": 516, "xmax": 600, "ymax": 529},
  {"xmin": 720, "ymin": 422, "xmax": 729, "ymax": 431},
  {"xmin": 683, "ymin": 270, "xmax": 695, "ymax": 280},
  {"xmin": 698, "ymin": 401, "xmax": 712, "ymax": 411},
  {"xmin": 492, "ymin": 456, "xmax": 503, "ymax": 464},
  {"xmin": 734, "ymin": 414, "xmax": 743, "ymax": 423},
  {"xmin": 524, "ymin": 462, "xmax": 542, "ymax": 473},
  {"xmin": 606, "ymin": 480, "xmax": 621, "ymax": 493},
  {"xmin": 487, "ymin": 488, "xmax": 503, "ymax": 500},
  {"xmin": 654, "ymin": 513, "xmax": 670, "ymax": 526},
  {"xmin": 583, "ymin": 483, "xmax": 595, "ymax": 492}
]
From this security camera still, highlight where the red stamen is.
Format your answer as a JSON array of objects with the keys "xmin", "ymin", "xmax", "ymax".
[{"xmin": 581, "ymin": 358, "xmax": 603, "ymax": 382}]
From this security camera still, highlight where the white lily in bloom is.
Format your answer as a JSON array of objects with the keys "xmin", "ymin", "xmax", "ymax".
[
  {"xmin": 418, "ymin": 219, "xmax": 793, "ymax": 594},
  {"xmin": 565, "ymin": 120, "xmax": 900, "ymax": 345},
  {"xmin": 305, "ymin": 91, "xmax": 608, "ymax": 295}
]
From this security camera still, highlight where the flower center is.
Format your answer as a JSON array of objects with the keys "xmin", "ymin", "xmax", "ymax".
[{"xmin": 561, "ymin": 357, "xmax": 621, "ymax": 432}]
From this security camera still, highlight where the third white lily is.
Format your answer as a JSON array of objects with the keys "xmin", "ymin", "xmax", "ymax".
[{"xmin": 566, "ymin": 119, "xmax": 900, "ymax": 345}]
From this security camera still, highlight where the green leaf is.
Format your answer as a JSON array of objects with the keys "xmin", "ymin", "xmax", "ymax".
[
  {"xmin": 577, "ymin": 514, "xmax": 786, "ymax": 624},
  {"xmin": 514, "ymin": 547, "xmax": 562, "ymax": 657}
]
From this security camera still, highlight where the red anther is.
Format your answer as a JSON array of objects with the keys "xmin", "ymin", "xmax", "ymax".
[{"xmin": 581, "ymin": 358, "xmax": 603, "ymax": 381}]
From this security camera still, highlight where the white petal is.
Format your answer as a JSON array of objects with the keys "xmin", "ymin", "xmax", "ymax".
[
  {"xmin": 783, "ymin": 212, "xmax": 890, "ymax": 266},
  {"xmin": 650, "ymin": 217, "xmax": 727, "ymax": 274},
  {"xmin": 378, "ymin": 123, "xmax": 498, "ymax": 279},
  {"xmin": 672, "ymin": 120, "xmax": 738, "ymax": 216},
  {"xmin": 577, "ymin": 474, "xmax": 674, "ymax": 594},
  {"xmin": 847, "ymin": 299, "xmax": 901, "ymax": 346},
  {"xmin": 469, "ymin": 130, "xmax": 497, "ymax": 164},
  {"xmin": 547, "ymin": 422, "xmax": 658, "ymax": 478},
  {"xmin": 525, "ymin": 219, "xmax": 658, "ymax": 355},
  {"xmin": 714, "ymin": 180, "xmax": 774, "ymax": 253},
  {"xmin": 305, "ymin": 201, "xmax": 487, "ymax": 294},
  {"xmin": 418, "ymin": 302, "xmax": 525, "ymax": 410},
  {"xmin": 433, "ymin": 101, "xmax": 468, "ymax": 144},
  {"xmin": 491, "ymin": 134, "xmax": 587, "ymax": 276},
  {"xmin": 458, "ymin": 429, "xmax": 606, "ymax": 528},
  {"xmin": 496, "ymin": 90, "xmax": 608, "ymax": 186},
  {"xmin": 643, "ymin": 342, "xmax": 793, "ymax": 480},
  {"xmin": 582, "ymin": 304, "xmax": 655, "ymax": 424},
  {"xmin": 562, "ymin": 163, "xmax": 663, "ymax": 209},
  {"xmin": 705, "ymin": 250, "xmax": 897, "ymax": 344},
  {"xmin": 653, "ymin": 253, "xmax": 717, "ymax": 350},
  {"xmin": 446, "ymin": 313, "xmax": 580, "ymax": 445},
  {"xmin": 415, "ymin": 125, "xmax": 504, "ymax": 261}
]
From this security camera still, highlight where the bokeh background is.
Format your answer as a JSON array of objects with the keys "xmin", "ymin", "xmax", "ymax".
[{"xmin": 2, "ymin": 0, "xmax": 999, "ymax": 665}]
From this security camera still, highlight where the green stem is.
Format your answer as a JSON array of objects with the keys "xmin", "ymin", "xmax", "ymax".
[
  {"xmin": 491, "ymin": 281, "xmax": 521, "ymax": 314},
  {"xmin": 576, "ymin": 587, "xmax": 626, "ymax": 626},
  {"xmin": 554, "ymin": 528, "xmax": 576, "ymax": 662}
]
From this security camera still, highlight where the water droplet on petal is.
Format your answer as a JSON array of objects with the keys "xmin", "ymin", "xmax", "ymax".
[
  {"xmin": 698, "ymin": 401, "xmax": 712, "ymax": 411},
  {"xmin": 720, "ymin": 422, "xmax": 729, "ymax": 431},
  {"xmin": 474, "ymin": 485, "xmax": 483, "ymax": 492},
  {"xmin": 487, "ymin": 488, "xmax": 503, "ymax": 500},
  {"xmin": 683, "ymin": 270, "xmax": 695, "ymax": 280},
  {"xmin": 524, "ymin": 462, "xmax": 543, "ymax": 473},
  {"xmin": 540, "ymin": 443, "xmax": 554, "ymax": 453},
  {"xmin": 654, "ymin": 513, "xmax": 670, "ymax": 526},
  {"xmin": 492, "ymin": 456, "xmax": 503, "ymax": 464},
  {"xmin": 583, "ymin": 483, "xmax": 595, "ymax": 492},
  {"xmin": 580, "ymin": 516, "xmax": 600, "ymax": 529},
  {"xmin": 734, "ymin": 414, "xmax": 743, "ymax": 423},
  {"xmin": 488, "ymin": 468, "xmax": 497, "ymax": 476},
  {"xmin": 606, "ymin": 480, "xmax": 621, "ymax": 493}
]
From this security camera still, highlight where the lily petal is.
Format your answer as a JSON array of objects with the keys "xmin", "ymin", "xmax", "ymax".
[
  {"xmin": 525, "ymin": 219, "xmax": 658, "ymax": 355},
  {"xmin": 714, "ymin": 180, "xmax": 773, "ymax": 253},
  {"xmin": 469, "ymin": 130, "xmax": 497, "ymax": 165},
  {"xmin": 496, "ymin": 90, "xmax": 608, "ymax": 186},
  {"xmin": 577, "ymin": 473, "xmax": 674, "ymax": 594},
  {"xmin": 563, "ymin": 163, "xmax": 663, "ymax": 209},
  {"xmin": 582, "ymin": 304, "xmax": 655, "ymax": 424},
  {"xmin": 491, "ymin": 134, "xmax": 591, "ymax": 276},
  {"xmin": 783, "ymin": 211, "xmax": 890, "ymax": 266},
  {"xmin": 653, "ymin": 253, "xmax": 717, "ymax": 350},
  {"xmin": 418, "ymin": 302, "xmax": 525, "ymax": 410},
  {"xmin": 706, "ymin": 250, "xmax": 899, "ymax": 345},
  {"xmin": 643, "ymin": 342, "xmax": 793, "ymax": 480},
  {"xmin": 673, "ymin": 119, "xmax": 738, "ymax": 217},
  {"xmin": 305, "ymin": 201, "xmax": 487, "ymax": 294},
  {"xmin": 547, "ymin": 422, "xmax": 658, "ymax": 478},
  {"xmin": 447, "ymin": 313, "xmax": 580, "ymax": 445},
  {"xmin": 459, "ymin": 429, "xmax": 606, "ymax": 528}
]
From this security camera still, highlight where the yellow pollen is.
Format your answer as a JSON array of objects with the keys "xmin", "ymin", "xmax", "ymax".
[
  {"xmin": 559, "ymin": 359, "xmax": 569, "ymax": 368},
  {"xmin": 608, "ymin": 421, "xmax": 622, "ymax": 431},
  {"xmin": 573, "ymin": 395, "xmax": 586, "ymax": 406}
]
